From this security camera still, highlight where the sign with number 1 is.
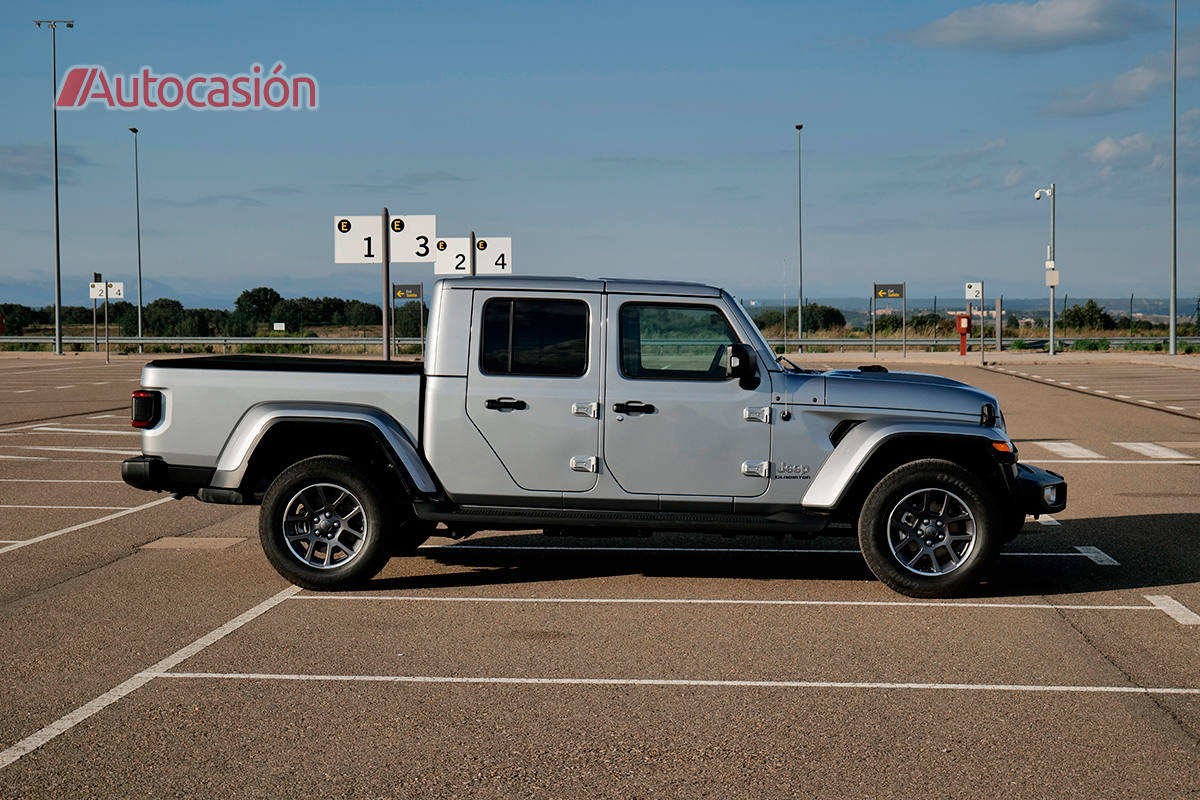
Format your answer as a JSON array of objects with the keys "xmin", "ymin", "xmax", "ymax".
[{"xmin": 333, "ymin": 216, "xmax": 382, "ymax": 263}]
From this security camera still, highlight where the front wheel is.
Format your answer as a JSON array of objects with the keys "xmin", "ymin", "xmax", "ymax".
[
  {"xmin": 259, "ymin": 456, "xmax": 394, "ymax": 590},
  {"xmin": 858, "ymin": 459, "xmax": 1002, "ymax": 598}
]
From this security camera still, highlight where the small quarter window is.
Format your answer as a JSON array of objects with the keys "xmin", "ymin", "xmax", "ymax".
[
  {"xmin": 619, "ymin": 303, "xmax": 737, "ymax": 380},
  {"xmin": 480, "ymin": 298, "xmax": 588, "ymax": 377}
]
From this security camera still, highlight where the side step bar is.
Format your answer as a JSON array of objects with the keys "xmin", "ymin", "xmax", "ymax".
[{"xmin": 412, "ymin": 502, "xmax": 830, "ymax": 534}]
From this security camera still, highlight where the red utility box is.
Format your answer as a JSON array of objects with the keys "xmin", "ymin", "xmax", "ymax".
[{"xmin": 956, "ymin": 314, "xmax": 971, "ymax": 355}]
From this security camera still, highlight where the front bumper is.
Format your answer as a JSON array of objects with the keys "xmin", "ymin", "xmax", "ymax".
[{"xmin": 1012, "ymin": 462, "xmax": 1067, "ymax": 515}]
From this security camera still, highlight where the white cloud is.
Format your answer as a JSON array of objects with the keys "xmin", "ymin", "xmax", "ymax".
[
  {"xmin": 1003, "ymin": 166, "xmax": 1028, "ymax": 187},
  {"xmin": 1086, "ymin": 132, "xmax": 1152, "ymax": 164},
  {"xmin": 1051, "ymin": 37, "xmax": 1200, "ymax": 115},
  {"xmin": 900, "ymin": 0, "xmax": 1161, "ymax": 52}
]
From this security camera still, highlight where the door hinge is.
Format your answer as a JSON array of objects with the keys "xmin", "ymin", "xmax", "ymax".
[
  {"xmin": 743, "ymin": 406, "xmax": 771, "ymax": 423},
  {"xmin": 741, "ymin": 460, "xmax": 769, "ymax": 478},
  {"xmin": 570, "ymin": 456, "xmax": 598, "ymax": 473},
  {"xmin": 571, "ymin": 402, "xmax": 599, "ymax": 419}
]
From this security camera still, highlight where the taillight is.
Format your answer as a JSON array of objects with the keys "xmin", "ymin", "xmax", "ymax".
[{"xmin": 131, "ymin": 390, "xmax": 162, "ymax": 429}]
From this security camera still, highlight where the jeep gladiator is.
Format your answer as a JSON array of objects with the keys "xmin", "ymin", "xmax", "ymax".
[{"xmin": 122, "ymin": 276, "xmax": 1066, "ymax": 597}]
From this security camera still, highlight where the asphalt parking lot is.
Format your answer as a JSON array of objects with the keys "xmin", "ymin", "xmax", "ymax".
[{"xmin": 0, "ymin": 353, "xmax": 1198, "ymax": 798}]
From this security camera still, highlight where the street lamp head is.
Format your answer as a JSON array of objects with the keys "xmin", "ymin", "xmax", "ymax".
[
  {"xmin": 795, "ymin": 124, "xmax": 803, "ymax": 130},
  {"xmin": 129, "ymin": 127, "xmax": 138, "ymax": 134},
  {"xmin": 65, "ymin": 22, "xmax": 73, "ymax": 28},
  {"xmin": 1034, "ymin": 188, "xmax": 1052, "ymax": 200}
]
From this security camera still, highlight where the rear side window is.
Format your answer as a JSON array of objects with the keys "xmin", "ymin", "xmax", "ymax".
[
  {"xmin": 619, "ymin": 303, "xmax": 737, "ymax": 380},
  {"xmin": 480, "ymin": 298, "xmax": 588, "ymax": 377}
]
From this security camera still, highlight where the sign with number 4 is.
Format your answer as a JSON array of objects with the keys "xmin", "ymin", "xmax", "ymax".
[{"xmin": 475, "ymin": 237, "xmax": 512, "ymax": 275}]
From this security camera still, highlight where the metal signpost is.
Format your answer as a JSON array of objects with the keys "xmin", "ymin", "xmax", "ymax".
[
  {"xmin": 90, "ymin": 272, "xmax": 101, "ymax": 352},
  {"xmin": 393, "ymin": 283, "xmax": 424, "ymax": 358},
  {"xmin": 91, "ymin": 280, "xmax": 124, "ymax": 364},
  {"xmin": 965, "ymin": 282, "xmax": 984, "ymax": 364},
  {"xmin": 874, "ymin": 283, "xmax": 905, "ymax": 357},
  {"xmin": 336, "ymin": 212, "xmax": 512, "ymax": 359}
]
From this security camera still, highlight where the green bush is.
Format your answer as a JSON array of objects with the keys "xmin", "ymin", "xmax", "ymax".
[
  {"xmin": 1009, "ymin": 339, "xmax": 1026, "ymax": 350},
  {"xmin": 1072, "ymin": 338, "xmax": 1110, "ymax": 351}
]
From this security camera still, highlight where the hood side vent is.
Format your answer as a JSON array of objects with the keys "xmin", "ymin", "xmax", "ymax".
[{"xmin": 829, "ymin": 419, "xmax": 864, "ymax": 447}]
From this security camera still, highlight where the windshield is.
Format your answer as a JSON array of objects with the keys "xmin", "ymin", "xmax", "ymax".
[{"xmin": 725, "ymin": 293, "xmax": 779, "ymax": 371}]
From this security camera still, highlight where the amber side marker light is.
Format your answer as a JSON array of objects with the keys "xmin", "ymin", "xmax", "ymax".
[{"xmin": 992, "ymin": 442, "xmax": 1013, "ymax": 453}]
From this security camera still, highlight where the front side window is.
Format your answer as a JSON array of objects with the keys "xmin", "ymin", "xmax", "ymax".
[
  {"xmin": 480, "ymin": 298, "xmax": 588, "ymax": 377},
  {"xmin": 619, "ymin": 303, "xmax": 737, "ymax": 380}
]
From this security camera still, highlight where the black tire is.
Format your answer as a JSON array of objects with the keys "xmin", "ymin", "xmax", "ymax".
[
  {"xmin": 858, "ymin": 459, "xmax": 1003, "ymax": 598},
  {"xmin": 259, "ymin": 455, "xmax": 409, "ymax": 590}
]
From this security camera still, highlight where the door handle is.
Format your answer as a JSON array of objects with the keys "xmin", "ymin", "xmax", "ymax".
[
  {"xmin": 485, "ymin": 397, "xmax": 528, "ymax": 411},
  {"xmin": 612, "ymin": 401, "xmax": 655, "ymax": 415}
]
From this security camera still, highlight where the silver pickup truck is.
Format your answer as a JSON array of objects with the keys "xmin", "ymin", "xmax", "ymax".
[{"xmin": 122, "ymin": 276, "xmax": 1065, "ymax": 597}]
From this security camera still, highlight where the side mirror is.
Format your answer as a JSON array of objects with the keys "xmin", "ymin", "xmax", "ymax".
[{"xmin": 725, "ymin": 343, "xmax": 760, "ymax": 389}]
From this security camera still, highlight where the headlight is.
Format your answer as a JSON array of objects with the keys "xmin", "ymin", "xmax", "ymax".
[{"xmin": 1043, "ymin": 486, "xmax": 1058, "ymax": 506}]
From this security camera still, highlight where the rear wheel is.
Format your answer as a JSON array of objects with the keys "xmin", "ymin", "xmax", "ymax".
[
  {"xmin": 259, "ymin": 456, "xmax": 413, "ymax": 590},
  {"xmin": 858, "ymin": 459, "xmax": 1002, "ymax": 598}
]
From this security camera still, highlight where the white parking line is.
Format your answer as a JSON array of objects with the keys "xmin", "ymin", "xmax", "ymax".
[
  {"xmin": 0, "ymin": 478, "xmax": 124, "ymax": 484},
  {"xmin": 12, "ymin": 389, "xmax": 34, "ymax": 394},
  {"xmin": 1026, "ymin": 459, "xmax": 1200, "ymax": 464},
  {"xmin": 1167, "ymin": 406, "xmax": 1186, "ymax": 411},
  {"xmin": 0, "ymin": 455, "xmax": 48, "ymax": 461},
  {"xmin": 418, "ymin": 544, "xmax": 1105, "ymax": 560},
  {"xmin": 1145, "ymin": 595, "xmax": 1200, "ymax": 625},
  {"xmin": 1074, "ymin": 545, "xmax": 1120, "ymax": 565},
  {"xmin": 288, "ymin": 595, "xmax": 1150, "ymax": 611},
  {"xmin": 28, "ymin": 427, "xmax": 139, "ymax": 437},
  {"xmin": 1112, "ymin": 442, "xmax": 1190, "ymax": 459},
  {"xmin": 146, "ymin": 671, "xmax": 1200, "ymax": 696},
  {"xmin": 0, "ymin": 504, "xmax": 132, "ymax": 510},
  {"xmin": 0, "ymin": 585, "xmax": 299, "ymax": 771},
  {"xmin": 0, "ymin": 497, "xmax": 172, "ymax": 555},
  {"xmin": 1029, "ymin": 441, "xmax": 1103, "ymax": 459},
  {"xmin": 1036, "ymin": 516, "xmax": 1060, "ymax": 526},
  {"xmin": 1, "ymin": 446, "xmax": 140, "ymax": 456}
]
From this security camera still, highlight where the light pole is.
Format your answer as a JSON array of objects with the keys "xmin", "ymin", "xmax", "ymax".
[
  {"xmin": 33, "ymin": 19, "xmax": 74, "ymax": 356},
  {"xmin": 795, "ymin": 124, "xmax": 804, "ymax": 350},
  {"xmin": 130, "ymin": 127, "xmax": 144, "ymax": 353},
  {"xmin": 1169, "ymin": 0, "xmax": 1178, "ymax": 355},
  {"xmin": 1035, "ymin": 184, "xmax": 1056, "ymax": 355}
]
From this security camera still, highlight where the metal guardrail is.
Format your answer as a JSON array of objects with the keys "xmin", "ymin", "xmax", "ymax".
[{"xmin": 1, "ymin": 335, "xmax": 1197, "ymax": 350}]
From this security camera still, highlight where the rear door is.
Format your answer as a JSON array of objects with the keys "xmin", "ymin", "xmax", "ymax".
[
  {"xmin": 465, "ymin": 290, "xmax": 602, "ymax": 493},
  {"xmin": 602, "ymin": 296, "xmax": 773, "ymax": 497}
]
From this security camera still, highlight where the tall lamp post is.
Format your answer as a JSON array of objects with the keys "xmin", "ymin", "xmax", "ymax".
[
  {"xmin": 1169, "ymin": 0, "xmax": 1178, "ymax": 355},
  {"xmin": 795, "ymin": 123, "xmax": 804, "ymax": 350},
  {"xmin": 129, "ymin": 127, "xmax": 144, "ymax": 353},
  {"xmin": 1035, "ymin": 184, "xmax": 1056, "ymax": 355},
  {"xmin": 33, "ymin": 19, "xmax": 74, "ymax": 356}
]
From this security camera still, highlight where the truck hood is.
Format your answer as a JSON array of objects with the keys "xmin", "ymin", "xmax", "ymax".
[{"xmin": 819, "ymin": 369, "xmax": 998, "ymax": 418}]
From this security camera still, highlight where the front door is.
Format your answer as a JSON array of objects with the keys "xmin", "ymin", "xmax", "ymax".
[
  {"xmin": 465, "ymin": 290, "xmax": 602, "ymax": 493},
  {"xmin": 602, "ymin": 297, "xmax": 772, "ymax": 497}
]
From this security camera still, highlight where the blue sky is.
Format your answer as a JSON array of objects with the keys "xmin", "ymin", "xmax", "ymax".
[{"xmin": 2, "ymin": 0, "xmax": 1199, "ymax": 308}]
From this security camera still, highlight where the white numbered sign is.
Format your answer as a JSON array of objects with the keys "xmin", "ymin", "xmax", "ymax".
[
  {"xmin": 89, "ymin": 282, "xmax": 124, "ymax": 299},
  {"xmin": 474, "ymin": 236, "xmax": 512, "ymax": 275},
  {"xmin": 964, "ymin": 281, "xmax": 983, "ymax": 300},
  {"xmin": 434, "ymin": 237, "xmax": 471, "ymax": 275},
  {"xmin": 388, "ymin": 214, "xmax": 436, "ymax": 263},
  {"xmin": 333, "ymin": 216, "xmax": 383, "ymax": 264}
]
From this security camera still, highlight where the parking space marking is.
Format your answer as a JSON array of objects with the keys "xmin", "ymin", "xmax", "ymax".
[
  {"xmin": 28, "ymin": 427, "xmax": 139, "ymax": 437},
  {"xmin": 146, "ymin": 672, "xmax": 1200, "ymax": 696},
  {"xmin": 88, "ymin": 414, "xmax": 123, "ymax": 419},
  {"xmin": 1036, "ymin": 515, "xmax": 1060, "ymax": 526},
  {"xmin": 418, "ymin": 543, "xmax": 1107, "ymax": 560},
  {"xmin": 1025, "ymin": 459, "xmax": 1200, "ymax": 464},
  {"xmin": 0, "ymin": 585, "xmax": 299, "ymax": 771},
  {"xmin": 0, "ymin": 504, "xmax": 133, "ymax": 511},
  {"xmin": 1074, "ymin": 546, "xmax": 1120, "ymax": 565},
  {"xmin": 2, "ymin": 446, "xmax": 140, "ymax": 456},
  {"xmin": 0, "ymin": 455, "xmax": 48, "ymax": 461},
  {"xmin": 1112, "ymin": 442, "xmax": 1190, "ymax": 459},
  {"xmin": 0, "ymin": 479, "xmax": 124, "ymax": 484},
  {"xmin": 1145, "ymin": 595, "xmax": 1200, "ymax": 625},
  {"xmin": 0, "ymin": 497, "xmax": 172, "ymax": 555},
  {"xmin": 1029, "ymin": 441, "xmax": 1103, "ymax": 459},
  {"xmin": 288, "ymin": 595, "xmax": 1151, "ymax": 611}
]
